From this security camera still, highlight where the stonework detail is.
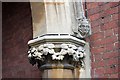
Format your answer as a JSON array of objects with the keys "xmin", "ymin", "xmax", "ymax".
[
  {"xmin": 71, "ymin": 1, "xmax": 91, "ymax": 38},
  {"xmin": 28, "ymin": 43, "xmax": 86, "ymax": 67},
  {"xmin": 76, "ymin": 17, "xmax": 91, "ymax": 38}
]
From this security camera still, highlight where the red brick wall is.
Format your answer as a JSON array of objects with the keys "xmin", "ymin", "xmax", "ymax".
[
  {"xmin": 86, "ymin": 2, "xmax": 119, "ymax": 78},
  {"xmin": 2, "ymin": 3, "xmax": 41, "ymax": 78}
]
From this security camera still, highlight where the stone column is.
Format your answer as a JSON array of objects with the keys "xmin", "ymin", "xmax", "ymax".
[
  {"xmin": 28, "ymin": 0, "xmax": 91, "ymax": 78},
  {"xmin": 28, "ymin": 34, "xmax": 86, "ymax": 78}
]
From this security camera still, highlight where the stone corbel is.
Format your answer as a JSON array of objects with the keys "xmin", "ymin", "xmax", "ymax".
[
  {"xmin": 76, "ymin": 17, "xmax": 91, "ymax": 38},
  {"xmin": 72, "ymin": 0, "xmax": 91, "ymax": 38}
]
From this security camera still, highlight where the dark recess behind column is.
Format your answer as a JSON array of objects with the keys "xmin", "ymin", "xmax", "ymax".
[{"xmin": 2, "ymin": 2, "xmax": 41, "ymax": 78}]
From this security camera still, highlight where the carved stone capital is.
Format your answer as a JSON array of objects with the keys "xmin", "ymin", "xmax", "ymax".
[{"xmin": 27, "ymin": 34, "xmax": 86, "ymax": 69}]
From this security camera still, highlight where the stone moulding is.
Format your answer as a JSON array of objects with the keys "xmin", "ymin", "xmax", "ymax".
[
  {"xmin": 28, "ymin": 34, "xmax": 86, "ymax": 68},
  {"xmin": 28, "ymin": 34, "xmax": 86, "ymax": 46}
]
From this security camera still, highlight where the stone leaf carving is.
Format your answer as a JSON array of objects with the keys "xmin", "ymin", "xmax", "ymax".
[{"xmin": 28, "ymin": 43, "xmax": 86, "ymax": 66}]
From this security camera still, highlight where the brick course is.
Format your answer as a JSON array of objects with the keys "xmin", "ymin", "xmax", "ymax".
[{"xmin": 86, "ymin": 2, "xmax": 119, "ymax": 78}]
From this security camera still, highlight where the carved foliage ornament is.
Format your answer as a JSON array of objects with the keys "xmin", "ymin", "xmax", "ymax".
[{"xmin": 28, "ymin": 43, "xmax": 86, "ymax": 66}]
